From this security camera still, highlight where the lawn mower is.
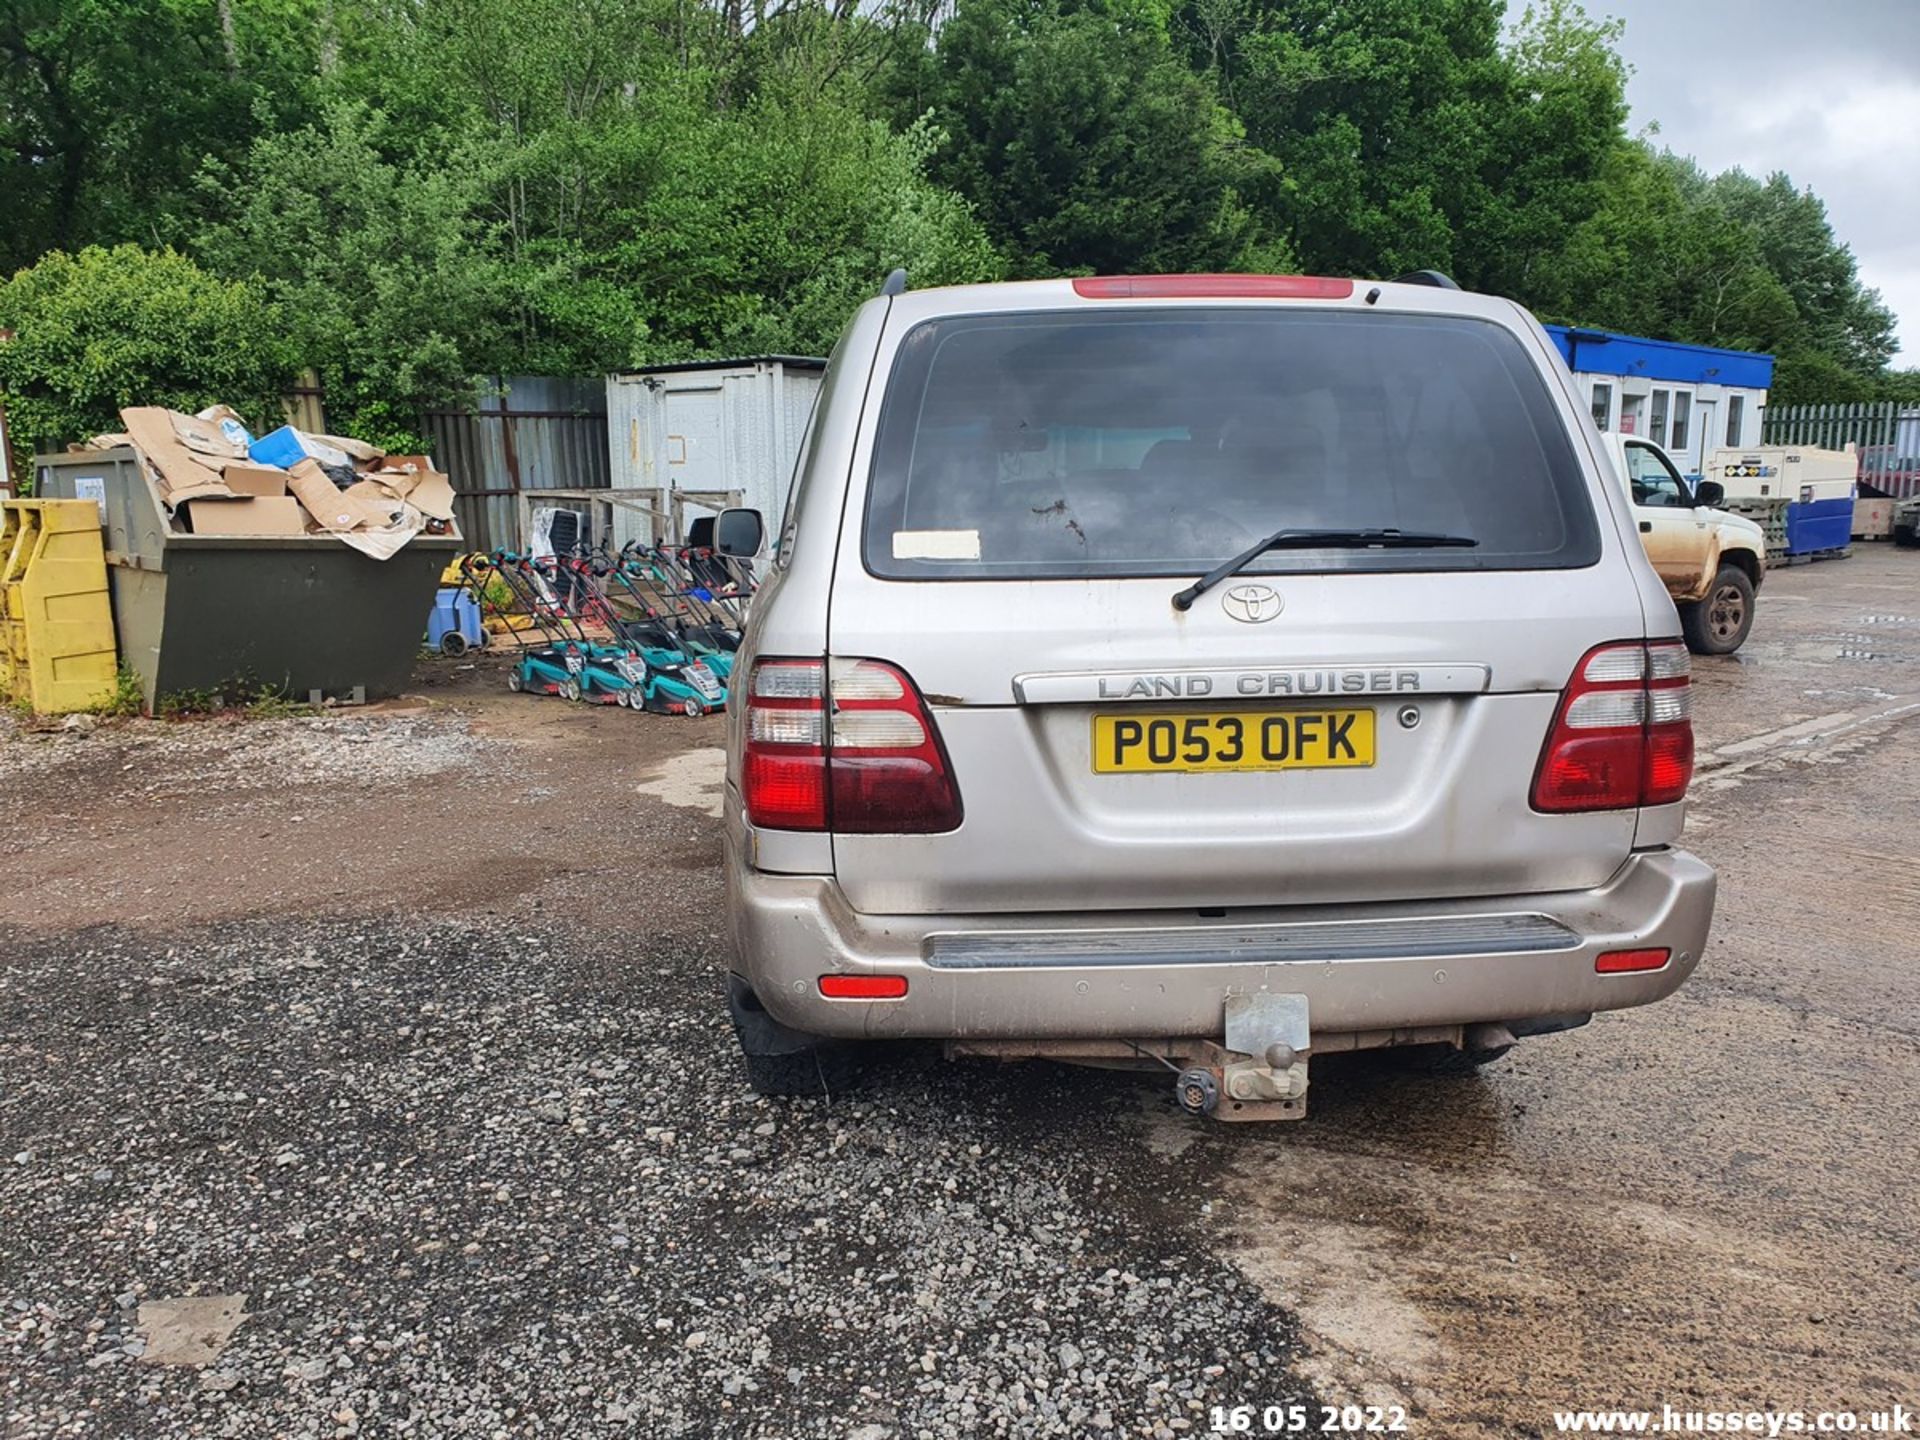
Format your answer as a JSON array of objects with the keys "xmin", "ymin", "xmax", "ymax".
[
  {"xmin": 606, "ymin": 543, "xmax": 741, "ymax": 687},
  {"xmin": 547, "ymin": 553, "xmax": 727, "ymax": 715},
  {"xmin": 469, "ymin": 551, "xmax": 630, "ymax": 704}
]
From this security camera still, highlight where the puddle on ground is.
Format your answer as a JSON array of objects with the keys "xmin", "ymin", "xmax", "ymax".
[{"xmin": 635, "ymin": 746, "xmax": 725, "ymax": 815}]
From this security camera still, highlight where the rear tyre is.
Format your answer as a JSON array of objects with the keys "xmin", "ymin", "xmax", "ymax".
[
  {"xmin": 562, "ymin": 678, "xmax": 582, "ymax": 702},
  {"xmin": 506, "ymin": 668, "xmax": 524, "ymax": 692},
  {"xmin": 440, "ymin": 631, "xmax": 470, "ymax": 657},
  {"xmin": 728, "ymin": 973, "xmax": 860, "ymax": 1098},
  {"xmin": 1680, "ymin": 565, "xmax": 1756, "ymax": 655}
]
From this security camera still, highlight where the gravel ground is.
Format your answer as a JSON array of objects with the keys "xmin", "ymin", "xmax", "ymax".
[
  {"xmin": 0, "ymin": 710, "xmax": 504, "ymax": 788},
  {"xmin": 2, "ymin": 912, "xmax": 1305, "ymax": 1439},
  {"xmin": 5, "ymin": 551, "xmax": 1919, "ymax": 1438}
]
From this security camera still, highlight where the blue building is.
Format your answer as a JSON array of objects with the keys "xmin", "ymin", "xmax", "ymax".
[{"xmin": 1543, "ymin": 325, "xmax": 1774, "ymax": 476}]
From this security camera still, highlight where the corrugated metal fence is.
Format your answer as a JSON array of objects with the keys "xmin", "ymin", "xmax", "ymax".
[
  {"xmin": 1764, "ymin": 401, "xmax": 1920, "ymax": 498},
  {"xmin": 422, "ymin": 377, "xmax": 611, "ymax": 550}
]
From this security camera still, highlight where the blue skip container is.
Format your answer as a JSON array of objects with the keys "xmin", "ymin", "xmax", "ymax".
[
  {"xmin": 1784, "ymin": 496, "xmax": 1855, "ymax": 556},
  {"xmin": 426, "ymin": 587, "xmax": 485, "ymax": 655}
]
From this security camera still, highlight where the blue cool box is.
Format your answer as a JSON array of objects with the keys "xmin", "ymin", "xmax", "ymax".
[{"xmin": 248, "ymin": 426, "xmax": 311, "ymax": 470}]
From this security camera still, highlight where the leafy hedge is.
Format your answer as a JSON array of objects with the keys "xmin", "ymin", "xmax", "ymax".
[{"xmin": 0, "ymin": 246, "xmax": 295, "ymax": 471}]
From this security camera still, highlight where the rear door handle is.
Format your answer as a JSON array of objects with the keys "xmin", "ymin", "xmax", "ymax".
[{"xmin": 1639, "ymin": 521, "xmax": 1653, "ymax": 533}]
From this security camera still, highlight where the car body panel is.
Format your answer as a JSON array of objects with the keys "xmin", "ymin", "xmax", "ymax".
[
  {"xmin": 821, "ymin": 282, "xmax": 1650, "ymax": 915},
  {"xmin": 728, "ymin": 841, "xmax": 1714, "ymax": 1040}
]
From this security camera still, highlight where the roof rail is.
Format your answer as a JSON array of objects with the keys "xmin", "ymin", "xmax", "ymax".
[
  {"xmin": 1391, "ymin": 270, "xmax": 1460, "ymax": 290},
  {"xmin": 881, "ymin": 268, "xmax": 908, "ymax": 297}
]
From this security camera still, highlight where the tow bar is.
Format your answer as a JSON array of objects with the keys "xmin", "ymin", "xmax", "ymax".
[{"xmin": 1175, "ymin": 993, "xmax": 1312, "ymax": 1122}]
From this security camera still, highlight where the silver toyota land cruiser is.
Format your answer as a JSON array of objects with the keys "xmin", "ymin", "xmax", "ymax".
[{"xmin": 713, "ymin": 270, "xmax": 1714, "ymax": 1121}]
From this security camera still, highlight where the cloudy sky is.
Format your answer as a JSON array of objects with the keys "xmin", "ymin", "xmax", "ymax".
[{"xmin": 1589, "ymin": 0, "xmax": 1920, "ymax": 362}]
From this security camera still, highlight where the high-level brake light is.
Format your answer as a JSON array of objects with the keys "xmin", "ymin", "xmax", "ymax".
[{"xmin": 1071, "ymin": 275, "xmax": 1355, "ymax": 301}]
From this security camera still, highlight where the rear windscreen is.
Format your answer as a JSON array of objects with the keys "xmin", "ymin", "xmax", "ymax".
[{"xmin": 863, "ymin": 309, "xmax": 1600, "ymax": 578}]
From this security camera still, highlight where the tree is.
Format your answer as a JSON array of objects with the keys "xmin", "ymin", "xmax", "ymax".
[
  {"xmin": 913, "ymin": 0, "xmax": 1286, "ymax": 276},
  {"xmin": 607, "ymin": 83, "xmax": 1003, "ymax": 357},
  {"xmin": 1455, "ymin": 0, "xmax": 1628, "ymax": 299},
  {"xmin": 311, "ymin": 0, "xmax": 998, "ymax": 372},
  {"xmin": 0, "ymin": 245, "xmax": 295, "ymax": 468},
  {"xmin": 1532, "ymin": 144, "xmax": 1796, "ymax": 351},
  {"xmin": 194, "ymin": 104, "xmax": 514, "ymax": 446},
  {"xmin": 1769, "ymin": 347, "xmax": 1877, "ymax": 407},
  {"xmin": 1709, "ymin": 169, "xmax": 1898, "ymax": 375},
  {"xmin": 0, "ymin": 0, "xmax": 319, "ymax": 275},
  {"xmin": 4, "ymin": 0, "xmax": 1909, "ymax": 429},
  {"xmin": 1533, "ymin": 143, "xmax": 1895, "ymax": 400},
  {"xmin": 1217, "ymin": 0, "xmax": 1509, "ymax": 279}
]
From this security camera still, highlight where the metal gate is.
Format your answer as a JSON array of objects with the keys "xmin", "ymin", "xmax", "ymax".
[{"xmin": 1763, "ymin": 401, "xmax": 1920, "ymax": 497}]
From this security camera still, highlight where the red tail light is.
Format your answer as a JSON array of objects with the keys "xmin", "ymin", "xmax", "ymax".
[
  {"xmin": 1596, "ymin": 948, "xmax": 1671, "ymax": 974},
  {"xmin": 818, "ymin": 974, "xmax": 909, "ymax": 999},
  {"xmin": 742, "ymin": 657, "xmax": 964, "ymax": 833},
  {"xmin": 1071, "ymin": 274, "xmax": 1355, "ymax": 300},
  {"xmin": 742, "ymin": 659, "xmax": 828, "ymax": 829},
  {"xmin": 1531, "ymin": 641, "xmax": 1695, "ymax": 812}
]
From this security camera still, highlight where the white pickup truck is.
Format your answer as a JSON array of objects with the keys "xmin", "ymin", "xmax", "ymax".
[
  {"xmin": 1599, "ymin": 433, "xmax": 1767, "ymax": 655},
  {"xmin": 1597, "ymin": 428, "xmax": 1758, "ymax": 652}
]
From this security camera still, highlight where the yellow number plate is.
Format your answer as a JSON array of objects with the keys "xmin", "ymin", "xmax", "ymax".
[{"xmin": 1091, "ymin": 709, "xmax": 1376, "ymax": 773}]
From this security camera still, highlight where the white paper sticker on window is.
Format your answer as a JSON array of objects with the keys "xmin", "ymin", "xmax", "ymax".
[{"xmin": 892, "ymin": 529, "xmax": 981, "ymax": 561}]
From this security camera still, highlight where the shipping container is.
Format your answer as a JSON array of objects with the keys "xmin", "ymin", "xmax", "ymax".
[{"xmin": 605, "ymin": 357, "xmax": 825, "ymax": 549}]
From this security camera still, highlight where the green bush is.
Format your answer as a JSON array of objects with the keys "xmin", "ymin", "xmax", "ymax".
[
  {"xmin": 0, "ymin": 244, "xmax": 297, "ymax": 474},
  {"xmin": 195, "ymin": 104, "xmax": 508, "ymax": 450}
]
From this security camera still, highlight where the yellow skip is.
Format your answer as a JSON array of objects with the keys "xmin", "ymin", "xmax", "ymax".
[{"xmin": 1, "ymin": 499, "xmax": 119, "ymax": 714}]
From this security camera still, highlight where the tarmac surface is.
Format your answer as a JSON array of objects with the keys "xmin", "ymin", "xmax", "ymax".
[{"xmin": 2, "ymin": 545, "xmax": 1916, "ymax": 1437}]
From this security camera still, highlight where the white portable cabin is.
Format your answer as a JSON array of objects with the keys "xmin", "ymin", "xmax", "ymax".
[
  {"xmin": 1545, "ymin": 326, "xmax": 1773, "ymax": 477},
  {"xmin": 605, "ymin": 357, "xmax": 826, "ymax": 548}
]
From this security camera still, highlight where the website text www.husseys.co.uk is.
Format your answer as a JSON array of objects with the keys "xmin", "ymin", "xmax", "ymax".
[{"xmin": 1552, "ymin": 1406, "xmax": 1914, "ymax": 1435}]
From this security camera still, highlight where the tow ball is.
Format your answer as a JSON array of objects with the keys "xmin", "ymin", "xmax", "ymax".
[{"xmin": 1173, "ymin": 994, "xmax": 1312, "ymax": 1123}]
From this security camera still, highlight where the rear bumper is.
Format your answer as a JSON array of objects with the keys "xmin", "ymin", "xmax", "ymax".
[{"xmin": 727, "ymin": 846, "xmax": 1716, "ymax": 1041}]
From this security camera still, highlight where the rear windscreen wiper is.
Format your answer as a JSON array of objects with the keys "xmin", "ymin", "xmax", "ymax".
[{"xmin": 1171, "ymin": 528, "xmax": 1479, "ymax": 611}]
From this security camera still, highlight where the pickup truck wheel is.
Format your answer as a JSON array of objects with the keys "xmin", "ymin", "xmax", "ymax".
[
  {"xmin": 727, "ymin": 973, "xmax": 860, "ymax": 1098},
  {"xmin": 1681, "ymin": 565, "xmax": 1755, "ymax": 655}
]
